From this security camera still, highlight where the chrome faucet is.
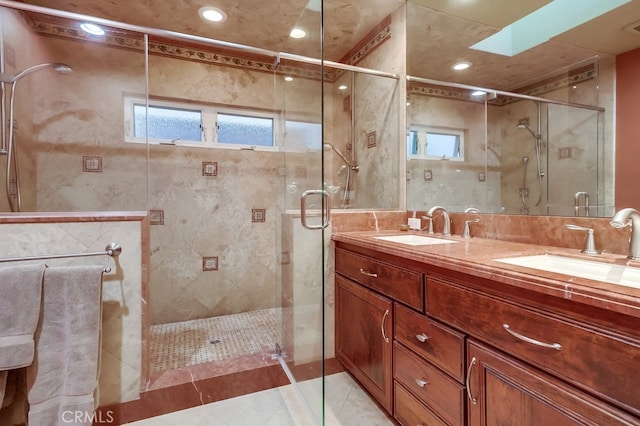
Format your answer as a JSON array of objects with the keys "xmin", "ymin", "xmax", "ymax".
[
  {"xmin": 610, "ymin": 208, "xmax": 640, "ymax": 260},
  {"xmin": 427, "ymin": 205, "xmax": 451, "ymax": 236}
]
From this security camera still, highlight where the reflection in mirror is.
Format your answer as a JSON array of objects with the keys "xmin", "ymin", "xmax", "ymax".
[
  {"xmin": 406, "ymin": 66, "xmax": 605, "ymax": 216},
  {"xmin": 404, "ymin": 0, "xmax": 632, "ymax": 217},
  {"xmin": 324, "ymin": 70, "xmax": 400, "ymax": 210}
]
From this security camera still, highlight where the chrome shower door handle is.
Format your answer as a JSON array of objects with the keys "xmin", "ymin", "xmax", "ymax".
[{"xmin": 301, "ymin": 190, "xmax": 331, "ymax": 230}]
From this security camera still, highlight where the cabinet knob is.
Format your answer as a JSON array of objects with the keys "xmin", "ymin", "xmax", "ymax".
[
  {"xmin": 415, "ymin": 333, "xmax": 430, "ymax": 343},
  {"xmin": 415, "ymin": 378, "xmax": 429, "ymax": 388}
]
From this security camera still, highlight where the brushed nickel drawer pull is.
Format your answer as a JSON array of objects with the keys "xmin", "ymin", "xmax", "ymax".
[
  {"xmin": 466, "ymin": 356, "xmax": 477, "ymax": 405},
  {"xmin": 381, "ymin": 309, "xmax": 390, "ymax": 343},
  {"xmin": 503, "ymin": 324, "xmax": 562, "ymax": 351},
  {"xmin": 415, "ymin": 333, "xmax": 430, "ymax": 343},
  {"xmin": 359, "ymin": 268, "xmax": 378, "ymax": 278},
  {"xmin": 415, "ymin": 378, "xmax": 429, "ymax": 388}
]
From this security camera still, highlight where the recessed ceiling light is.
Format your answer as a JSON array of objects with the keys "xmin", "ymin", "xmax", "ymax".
[
  {"xmin": 198, "ymin": 6, "xmax": 227, "ymax": 23},
  {"xmin": 338, "ymin": 84, "xmax": 348, "ymax": 91},
  {"xmin": 452, "ymin": 62, "xmax": 471, "ymax": 71},
  {"xmin": 289, "ymin": 28, "xmax": 307, "ymax": 39},
  {"xmin": 284, "ymin": 76, "xmax": 293, "ymax": 82},
  {"xmin": 80, "ymin": 23, "xmax": 105, "ymax": 36}
]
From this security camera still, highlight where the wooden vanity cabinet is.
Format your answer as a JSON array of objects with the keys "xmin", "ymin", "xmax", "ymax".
[
  {"xmin": 335, "ymin": 240, "xmax": 640, "ymax": 425},
  {"xmin": 467, "ymin": 340, "xmax": 638, "ymax": 425},
  {"xmin": 335, "ymin": 244, "xmax": 464, "ymax": 424},
  {"xmin": 427, "ymin": 275, "xmax": 640, "ymax": 419},
  {"xmin": 335, "ymin": 274, "xmax": 394, "ymax": 412}
]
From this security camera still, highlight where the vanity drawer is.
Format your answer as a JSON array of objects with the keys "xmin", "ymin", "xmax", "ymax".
[
  {"xmin": 393, "ymin": 342, "xmax": 464, "ymax": 426},
  {"xmin": 394, "ymin": 381, "xmax": 447, "ymax": 426},
  {"xmin": 427, "ymin": 277, "xmax": 640, "ymax": 416},
  {"xmin": 335, "ymin": 248, "xmax": 423, "ymax": 311},
  {"xmin": 394, "ymin": 304, "xmax": 465, "ymax": 382}
]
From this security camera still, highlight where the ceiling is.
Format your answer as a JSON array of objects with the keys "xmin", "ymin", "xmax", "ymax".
[
  {"xmin": 9, "ymin": 0, "xmax": 640, "ymax": 90},
  {"xmin": 409, "ymin": 0, "xmax": 640, "ymax": 90}
]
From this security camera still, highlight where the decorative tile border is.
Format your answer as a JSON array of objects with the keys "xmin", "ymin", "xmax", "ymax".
[
  {"xmin": 82, "ymin": 155, "xmax": 103, "ymax": 173},
  {"xmin": 24, "ymin": 13, "xmax": 392, "ymax": 83},
  {"xmin": 409, "ymin": 66, "xmax": 597, "ymax": 107}
]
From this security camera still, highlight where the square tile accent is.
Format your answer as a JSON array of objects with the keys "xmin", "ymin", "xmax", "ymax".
[
  {"xmin": 367, "ymin": 131, "xmax": 377, "ymax": 148},
  {"xmin": 558, "ymin": 147, "xmax": 573, "ymax": 160},
  {"xmin": 343, "ymin": 95, "xmax": 351, "ymax": 112},
  {"xmin": 82, "ymin": 155, "xmax": 102, "ymax": 172},
  {"xmin": 149, "ymin": 209, "xmax": 164, "ymax": 225},
  {"xmin": 477, "ymin": 171, "xmax": 486, "ymax": 182},
  {"xmin": 280, "ymin": 251, "xmax": 290, "ymax": 265},
  {"xmin": 424, "ymin": 169, "xmax": 433, "ymax": 181},
  {"xmin": 294, "ymin": 166, "xmax": 307, "ymax": 178},
  {"xmin": 202, "ymin": 161, "xmax": 218, "ymax": 176},
  {"xmin": 202, "ymin": 256, "xmax": 219, "ymax": 271},
  {"xmin": 252, "ymin": 209, "xmax": 266, "ymax": 223}
]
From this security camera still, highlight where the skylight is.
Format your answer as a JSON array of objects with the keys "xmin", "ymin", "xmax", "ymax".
[{"xmin": 470, "ymin": 0, "xmax": 631, "ymax": 56}]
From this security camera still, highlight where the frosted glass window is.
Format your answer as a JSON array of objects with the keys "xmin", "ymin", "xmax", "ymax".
[
  {"xmin": 134, "ymin": 104, "xmax": 202, "ymax": 142},
  {"xmin": 218, "ymin": 113, "xmax": 274, "ymax": 147}
]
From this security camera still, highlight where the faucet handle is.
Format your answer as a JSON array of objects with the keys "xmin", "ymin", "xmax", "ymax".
[
  {"xmin": 565, "ymin": 224, "xmax": 601, "ymax": 255},
  {"xmin": 463, "ymin": 219, "xmax": 480, "ymax": 239},
  {"xmin": 421, "ymin": 216, "xmax": 433, "ymax": 234}
]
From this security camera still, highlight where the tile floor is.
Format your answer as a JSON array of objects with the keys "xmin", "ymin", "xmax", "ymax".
[
  {"xmin": 125, "ymin": 372, "xmax": 394, "ymax": 426},
  {"xmin": 150, "ymin": 308, "xmax": 278, "ymax": 372}
]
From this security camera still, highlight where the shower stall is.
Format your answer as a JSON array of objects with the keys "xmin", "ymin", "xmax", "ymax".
[{"xmin": 0, "ymin": 2, "xmax": 402, "ymax": 424}]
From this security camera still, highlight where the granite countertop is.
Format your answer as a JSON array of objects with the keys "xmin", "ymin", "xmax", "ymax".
[{"xmin": 332, "ymin": 230, "xmax": 640, "ymax": 320}]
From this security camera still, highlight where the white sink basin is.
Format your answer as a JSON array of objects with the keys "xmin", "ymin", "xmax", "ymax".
[
  {"xmin": 495, "ymin": 254, "xmax": 640, "ymax": 289},
  {"xmin": 374, "ymin": 235, "xmax": 457, "ymax": 246}
]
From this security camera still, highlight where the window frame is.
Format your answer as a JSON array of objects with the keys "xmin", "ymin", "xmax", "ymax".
[
  {"xmin": 407, "ymin": 124, "xmax": 465, "ymax": 161},
  {"xmin": 123, "ymin": 95, "xmax": 278, "ymax": 151}
]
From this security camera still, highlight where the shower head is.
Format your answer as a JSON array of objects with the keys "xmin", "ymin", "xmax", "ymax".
[
  {"xmin": 516, "ymin": 121, "xmax": 539, "ymax": 141},
  {"xmin": 323, "ymin": 143, "xmax": 352, "ymax": 167},
  {"xmin": 0, "ymin": 62, "xmax": 73, "ymax": 83},
  {"xmin": 522, "ymin": 156, "xmax": 529, "ymax": 164}
]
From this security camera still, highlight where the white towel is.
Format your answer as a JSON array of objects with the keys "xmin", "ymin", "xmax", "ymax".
[
  {"xmin": 27, "ymin": 265, "xmax": 103, "ymax": 426},
  {"xmin": 0, "ymin": 264, "xmax": 46, "ymax": 370}
]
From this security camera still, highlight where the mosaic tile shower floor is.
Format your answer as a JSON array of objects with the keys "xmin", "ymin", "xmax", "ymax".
[{"xmin": 150, "ymin": 308, "xmax": 279, "ymax": 372}]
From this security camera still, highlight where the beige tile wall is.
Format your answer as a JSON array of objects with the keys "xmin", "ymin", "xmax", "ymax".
[{"xmin": 0, "ymin": 216, "xmax": 145, "ymax": 405}]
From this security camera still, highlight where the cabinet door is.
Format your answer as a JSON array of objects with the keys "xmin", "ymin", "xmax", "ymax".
[
  {"xmin": 336, "ymin": 275, "xmax": 393, "ymax": 413},
  {"xmin": 467, "ymin": 340, "xmax": 638, "ymax": 426}
]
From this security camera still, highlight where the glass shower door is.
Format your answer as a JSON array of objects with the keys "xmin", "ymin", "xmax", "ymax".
[{"xmin": 275, "ymin": 55, "xmax": 328, "ymax": 424}]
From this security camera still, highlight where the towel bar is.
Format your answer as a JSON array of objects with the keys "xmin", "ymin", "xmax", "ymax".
[{"xmin": 0, "ymin": 243, "xmax": 122, "ymax": 272}]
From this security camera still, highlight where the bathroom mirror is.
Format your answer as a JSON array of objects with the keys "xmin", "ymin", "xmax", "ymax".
[{"xmin": 405, "ymin": 0, "xmax": 640, "ymax": 217}]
